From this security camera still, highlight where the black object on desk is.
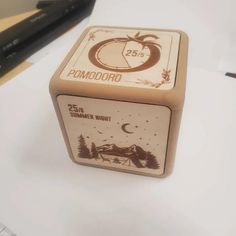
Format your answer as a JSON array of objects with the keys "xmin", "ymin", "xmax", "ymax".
[
  {"xmin": 225, "ymin": 72, "xmax": 236, "ymax": 79},
  {"xmin": 0, "ymin": 0, "xmax": 95, "ymax": 78}
]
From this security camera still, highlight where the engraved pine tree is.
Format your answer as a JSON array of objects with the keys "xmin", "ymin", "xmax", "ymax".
[
  {"xmin": 145, "ymin": 151, "xmax": 160, "ymax": 169},
  {"xmin": 78, "ymin": 134, "xmax": 91, "ymax": 158}
]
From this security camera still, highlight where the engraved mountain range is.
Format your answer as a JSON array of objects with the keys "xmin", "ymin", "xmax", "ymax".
[
  {"xmin": 97, "ymin": 144, "xmax": 146, "ymax": 159},
  {"xmin": 78, "ymin": 135, "xmax": 160, "ymax": 169},
  {"xmin": 97, "ymin": 144, "xmax": 160, "ymax": 169}
]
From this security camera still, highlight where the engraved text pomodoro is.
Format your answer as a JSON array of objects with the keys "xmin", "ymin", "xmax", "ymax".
[{"xmin": 67, "ymin": 69, "xmax": 122, "ymax": 82}]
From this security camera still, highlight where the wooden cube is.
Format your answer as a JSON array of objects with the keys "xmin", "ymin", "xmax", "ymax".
[{"xmin": 50, "ymin": 26, "xmax": 188, "ymax": 177}]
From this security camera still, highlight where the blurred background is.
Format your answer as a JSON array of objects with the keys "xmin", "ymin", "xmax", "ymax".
[{"xmin": 0, "ymin": 0, "xmax": 39, "ymax": 18}]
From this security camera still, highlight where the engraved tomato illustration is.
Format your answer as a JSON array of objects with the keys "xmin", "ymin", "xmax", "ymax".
[{"xmin": 88, "ymin": 32, "xmax": 161, "ymax": 72}]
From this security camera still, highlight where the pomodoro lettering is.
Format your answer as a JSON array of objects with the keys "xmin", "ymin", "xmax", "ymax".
[{"xmin": 67, "ymin": 69, "xmax": 122, "ymax": 82}]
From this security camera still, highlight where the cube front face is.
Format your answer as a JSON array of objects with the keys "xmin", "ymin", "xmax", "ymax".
[
  {"xmin": 50, "ymin": 26, "xmax": 188, "ymax": 177},
  {"xmin": 57, "ymin": 95, "xmax": 171, "ymax": 176}
]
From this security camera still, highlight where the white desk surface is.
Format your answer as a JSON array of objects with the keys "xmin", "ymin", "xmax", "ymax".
[{"xmin": 0, "ymin": 0, "xmax": 236, "ymax": 235}]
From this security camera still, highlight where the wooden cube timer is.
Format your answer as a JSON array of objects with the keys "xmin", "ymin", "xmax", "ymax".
[{"xmin": 50, "ymin": 26, "xmax": 188, "ymax": 177}]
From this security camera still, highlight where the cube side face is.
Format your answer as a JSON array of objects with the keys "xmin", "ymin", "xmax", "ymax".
[
  {"xmin": 55, "ymin": 95, "xmax": 172, "ymax": 177},
  {"xmin": 50, "ymin": 26, "xmax": 188, "ymax": 177}
]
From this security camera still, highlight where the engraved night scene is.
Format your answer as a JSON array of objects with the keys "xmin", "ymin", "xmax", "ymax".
[{"xmin": 59, "ymin": 96, "xmax": 171, "ymax": 175}]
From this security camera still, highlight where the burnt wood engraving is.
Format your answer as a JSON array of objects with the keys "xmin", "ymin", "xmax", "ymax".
[{"xmin": 78, "ymin": 134, "xmax": 160, "ymax": 169}]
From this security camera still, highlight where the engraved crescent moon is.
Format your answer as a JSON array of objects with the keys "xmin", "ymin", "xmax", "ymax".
[{"xmin": 121, "ymin": 123, "xmax": 133, "ymax": 134}]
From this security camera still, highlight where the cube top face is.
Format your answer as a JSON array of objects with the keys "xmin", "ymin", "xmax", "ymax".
[{"xmin": 59, "ymin": 26, "xmax": 181, "ymax": 91}]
